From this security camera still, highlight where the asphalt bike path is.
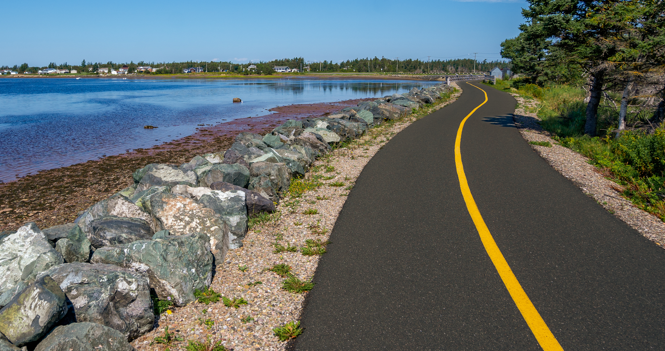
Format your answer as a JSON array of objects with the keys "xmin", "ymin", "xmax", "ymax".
[{"xmin": 294, "ymin": 82, "xmax": 665, "ymax": 350}]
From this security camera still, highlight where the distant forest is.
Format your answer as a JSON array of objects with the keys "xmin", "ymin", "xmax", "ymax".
[{"xmin": 2, "ymin": 57, "xmax": 510, "ymax": 75}]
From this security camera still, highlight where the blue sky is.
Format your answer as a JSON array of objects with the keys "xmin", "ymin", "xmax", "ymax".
[{"xmin": 1, "ymin": 0, "xmax": 527, "ymax": 67}]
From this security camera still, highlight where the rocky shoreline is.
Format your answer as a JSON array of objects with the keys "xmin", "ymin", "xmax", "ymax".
[{"xmin": 0, "ymin": 84, "xmax": 454, "ymax": 350}]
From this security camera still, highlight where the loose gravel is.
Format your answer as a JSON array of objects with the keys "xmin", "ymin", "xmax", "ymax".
[{"xmin": 130, "ymin": 85, "xmax": 462, "ymax": 350}]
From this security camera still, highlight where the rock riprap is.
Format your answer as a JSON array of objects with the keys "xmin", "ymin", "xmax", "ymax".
[
  {"xmin": 134, "ymin": 163, "xmax": 197, "ymax": 192},
  {"xmin": 199, "ymin": 163, "xmax": 250, "ymax": 188},
  {"xmin": 90, "ymin": 233, "xmax": 214, "ymax": 306},
  {"xmin": 210, "ymin": 182, "xmax": 276, "ymax": 216},
  {"xmin": 54, "ymin": 225, "xmax": 91, "ymax": 263},
  {"xmin": 0, "ymin": 223, "xmax": 64, "ymax": 298},
  {"xmin": 34, "ymin": 322, "xmax": 134, "ymax": 351},
  {"xmin": 198, "ymin": 190, "xmax": 248, "ymax": 249},
  {"xmin": 76, "ymin": 194, "xmax": 159, "ymax": 236},
  {"xmin": 37, "ymin": 263, "xmax": 153, "ymax": 340},
  {"xmin": 150, "ymin": 193, "xmax": 229, "ymax": 261},
  {"xmin": 0, "ymin": 275, "xmax": 68, "ymax": 347},
  {"xmin": 88, "ymin": 216, "xmax": 154, "ymax": 249}
]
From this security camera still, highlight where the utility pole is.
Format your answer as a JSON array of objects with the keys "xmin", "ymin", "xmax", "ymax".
[
  {"xmin": 427, "ymin": 56, "xmax": 431, "ymax": 73},
  {"xmin": 473, "ymin": 53, "xmax": 477, "ymax": 74}
]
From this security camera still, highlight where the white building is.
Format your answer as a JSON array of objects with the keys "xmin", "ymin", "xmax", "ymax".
[
  {"xmin": 98, "ymin": 68, "xmax": 109, "ymax": 74},
  {"xmin": 38, "ymin": 68, "xmax": 58, "ymax": 74},
  {"xmin": 118, "ymin": 66, "xmax": 129, "ymax": 74},
  {"xmin": 248, "ymin": 64, "xmax": 257, "ymax": 71},
  {"xmin": 274, "ymin": 66, "xmax": 291, "ymax": 73},
  {"xmin": 70, "ymin": 70, "xmax": 77, "ymax": 74}
]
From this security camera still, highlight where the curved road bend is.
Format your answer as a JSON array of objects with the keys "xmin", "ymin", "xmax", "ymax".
[{"xmin": 295, "ymin": 81, "xmax": 665, "ymax": 350}]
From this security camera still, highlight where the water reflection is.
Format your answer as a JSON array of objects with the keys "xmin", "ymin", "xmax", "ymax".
[{"xmin": 0, "ymin": 78, "xmax": 435, "ymax": 182}]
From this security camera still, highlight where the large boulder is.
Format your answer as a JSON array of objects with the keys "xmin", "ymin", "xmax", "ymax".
[
  {"xmin": 221, "ymin": 149, "xmax": 250, "ymax": 169},
  {"xmin": 76, "ymin": 194, "xmax": 160, "ymax": 237},
  {"xmin": 42, "ymin": 223, "xmax": 77, "ymax": 246},
  {"xmin": 199, "ymin": 191, "xmax": 248, "ymax": 249},
  {"xmin": 248, "ymin": 149, "xmax": 284, "ymax": 165},
  {"xmin": 55, "ymin": 225, "xmax": 91, "ymax": 263},
  {"xmin": 0, "ymin": 223, "xmax": 64, "ymax": 298},
  {"xmin": 88, "ymin": 216, "xmax": 154, "ymax": 249},
  {"xmin": 371, "ymin": 103, "xmax": 409, "ymax": 121},
  {"xmin": 235, "ymin": 132, "xmax": 269, "ymax": 151},
  {"xmin": 356, "ymin": 110, "xmax": 374, "ymax": 126},
  {"xmin": 273, "ymin": 148, "xmax": 310, "ymax": 177},
  {"xmin": 263, "ymin": 132, "xmax": 284, "ymax": 149},
  {"xmin": 303, "ymin": 128, "xmax": 341, "ymax": 143},
  {"xmin": 134, "ymin": 164, "xmax": 197, "ymax": 192},
  {"xmin": 34, "ymin": 322, "xmax": 134, "ymax": 351},
  {"xmin": 37, "ymin": 263, "xmax": 153, "ymax": 340},
  {"xmin": 391, "ymin": 98, "xmax": 420, "ymax": 109},
  {"xmin": 0, "ymin": 334, "xmax": 20, "ymax": 351},
  {"xmin": 248, "ymin": 162, "xmax": 291, "ymax": 202},
  {"xmin": 210, "ymin": 182, "xmax": 276, "ymax": 216},
  {"xmin": 91, "ymin": 233, "xmax": 214, "ymax": 306},
  {"xmin": 0, "ymin": 275, "xmax": 68, "ymax": 347},
  {"xmin": 128, "ymin": 186, "xmax": 170, "ymax": 216},
  {"xmin": 0, "ymin": 283, "xmax": 26, "ymax": 310},
  {"xmin": 150, "ymin": 193, "xmax": 228, "ymax": 262},
  {"xmin": 199, "ymin": 163, "xmax": 250, "ymax": 188}
]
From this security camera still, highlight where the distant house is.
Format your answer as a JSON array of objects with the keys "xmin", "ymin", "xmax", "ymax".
[
  {"xmin": 111, "ymin": 69, "xmax": 117, "ymax": 75},
  {"xmin": 183, "ymin": 67, "xmax": 203, "ymax": 73},
  {"xmin": 490, "ymin": 67, "xmax": 512, "ymax": 79},
  {"xmin": 247, "ymin": 64, "xmax": 257, "ymax": 71},
  {"xmin": 303, "ymin": 66, "xmax": 310, "ymax": 72},
  {"xmin": 56, "ymin": 69, "xmax": 69, "ymax": 74},
  {"xmin": 70, "ymin": 69, "xmax": 77, "ymax": 74},
  {"xmin": 38, "ymin": 68, "xmax": 58, "ymax": 75},
  {"xmin": 10, "ymin": 71, "xmax": 18, "ymax": 75},
  {"xmin": 0, "ymin": 70, "xmax": 10, "ymax": 75},
  {"xmin": 98, "ymin": 68, "xmax": 109, "ymax": 74},
  {"xmin": 137, "ymin": 66, "xmax": 152, "ymax": 73},
  {"xmin": 274, "ymin": 66, "xmax": 290, "ymax": 73},
  {"xmin": 119, "ymin": 66, "xmax": 129, "ymax": 74},
  {"xmin": 291, "ymin": 68, "xmax": 299, "ymax": 73}
]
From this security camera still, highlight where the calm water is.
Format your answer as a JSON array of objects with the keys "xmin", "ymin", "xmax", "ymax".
[{"xmin": 0, "ymin": 78, "xmax": 435, "ymax": 182}]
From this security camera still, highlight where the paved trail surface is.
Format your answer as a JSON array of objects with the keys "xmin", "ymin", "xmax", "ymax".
[{"xmin": 295, "ymin": 82, "xmax": 665, "ymax": 350}]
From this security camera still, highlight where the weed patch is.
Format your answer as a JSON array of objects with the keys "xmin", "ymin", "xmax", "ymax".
[
  {"xmin": 273, "ymin": 321, "xmax": 303, "ymax": 342},
  {"xmin": 268, "ymin": 263, "xmax": 292, "ymax": 277},
  {"xmin": 529, "ymin": 141, "xmax": 552, "ymax": 147},
  {"xmin": 194, "ymin": 287, "xmax": 221, "ymax": 305},
  {"xmin": 222, "ymin": 296, "xmax": 248, "ymax": 309},
  {"xmin": 282, "ymin": 275, "xmax": 314, "ymax": 293}
]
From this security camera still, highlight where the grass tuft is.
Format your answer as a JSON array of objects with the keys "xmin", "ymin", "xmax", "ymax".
[
  {"xmin": 529, "ymin": 141, "xmax": 552, "ymax": 147},
  {"xmin": 222, "ymin": 296, "xmax": 248, "ymax": 309},
  {"xmin": 268, "ymin": 263, "xmax": 292, "ymax": 277},
  {"xmin": 282, "ymin": 275, "xmax": 314, "ymax": 293},
  {"xmin": 273, "ymin": 321, "xmax": 304, "ymax": 342},
  {"xmin": 194, "ymin": 287, "xmax": 221, "ymax": 305}
]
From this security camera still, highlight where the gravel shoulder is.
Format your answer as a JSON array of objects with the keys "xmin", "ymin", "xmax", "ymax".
[
  {"xmin": 511, "ymin": 93, "xmax": 665, "ymax": 247},
  {"xmin": 130, "ymin": 85, "xmax": 462, "ymax": 351}
]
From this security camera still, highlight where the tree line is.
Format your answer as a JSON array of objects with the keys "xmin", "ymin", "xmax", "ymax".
[
  {"xmin": 500, "ymin": 0, "xmax": 665, "ymax": 136},
  {"xmin": 2, "ymin": 57, "xmax": 510, "ymax": 76}
]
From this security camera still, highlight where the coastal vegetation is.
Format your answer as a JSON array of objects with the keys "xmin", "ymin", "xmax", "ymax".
[{"xmin": 494, "ymin": 0, "xmax": 665, "ymax": 221}]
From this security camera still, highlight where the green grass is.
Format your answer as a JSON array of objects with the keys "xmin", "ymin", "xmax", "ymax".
[
  {"xmin": 273, "ymin": 242, "xmax": 298, "ymax": 253},
  {"xmin": 529, "ymin": 141, "xmax": 552, "ymax": 147},
  {"xmin": 151, "ymin": 326, "xmax": 183, "ymax": 347},
  {"xmin": 222, "ymin": 296, "xmax": 248, "ymax": 309},
  {"xmin": 194, "ymin": 287, "xmax": 221, "ymax": 305},
  {"xmin": 273, "ymin": 321, "xmax": 304, "ymax": 342},
  {"xmin": 238, "ymin": 265, "xmax": 248, "ymax": 272},
  {"xmin": 302, "ymin": 208, "xmax": 318, "ymax": 215},
  {"xmin": 315, "ymin": 195, "xmax": 329, "ymax": 200},
  {"xmin": 268, "ymin": 263, "xmax": 292, "ymax": 277},
  {"xmin": 329, "ymin": 182, "xmax": 345, "ymax": 187},
  {"xmin": 282, "ymin": 275, "xmax": 314, "ymax": 293},
  {"xmin": 248, "ymin": 211, "xmax": 281, "ymax": 229},
  {"xmin": 247, "ymin": 281, "xmax": 263, "ymax": 287},
  {"xmin": 241, "ymin": 315, "xmax": 255, "ymax": 323},
  {"xmin": 185, "ymin": 337, "xmax": 227, "ymax": 351},
  {"xmin": 151, "ymin": 293, "xmax": 173, "ymax": 315},
  {"xmin": 325, "ymin": 165, "xmax": 335, "ymax": 172},
  {"xmin": 198, "ymin": 318, "xmax": 214, "ymax": 330},
  {"xmin": 300, "ymin": 239, "xmax": 330, "ymax": 256},
  {"xmin": 288, "ymin": 178, "xmax": 323, "ymax": 198}
]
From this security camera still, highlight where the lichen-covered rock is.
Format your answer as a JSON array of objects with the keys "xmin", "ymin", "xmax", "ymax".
[
  {"xmin": 152, "ymin": 230, "xmax": 171, "ymax": 240},
  {"xmin": 42, "ymin": 223, "xmax": 76, "ymax": 246},
  {"xmin": 356, "ymin": 109, "xmax": 374, "ymax": 125},
  {"xmin": 235, "ymin": 132, "xmax": 269, "ymax": 151},
  {"xmin": 180, "ymin": 155, "xmax": 211, "ymax": 172},
  {"xmin": 199, "ymin": 191, "xmax": 247, "ymax": 249},
  {"xmin": 0, "ymin": 335, "xmax": 20, "ymax": 351},
  {"xmin": 248, "ymin": 162, "xmax": 291, "ymax": 202},
  {"xmin": 135, "ymin": 164, "xmax": 197, "ymax": 192},
  {"xmin": 55, "ymin": 225, "xmax": 91, "ymax": 263},
  {"xmin": 0, "ymin": 283, "xmax": 26, "ymax": 310},
  {"xmin": 303, "ymin": 127, "xmax": 341, "ymax": 143},
  {"xmin": 37, "ymin": 263, "xmax": 154, "ymax": 340},
  {"xmin": 0, "ymin": 223, "xmax": 64, "ymax": 298},
  {"xmin": 0, "ymin": 275, "xmax": 68, "ymax": 346},
  {"xmin": 150, "ymin": 193, "xmax": 228, "ymax": 262},
  {"xmin": 199, "ymin": 163, "xmax": 250, "ymax": 188},
  {"xmin": 210, "ymin": 182, "xmax": 276, "ymax": 216},
  {"xmin": 262, "ymin": 132, "xmax": 284, "ymax": 148},
  {"xmin": 203, "ymin": 153, "xmax": 224, "ymax": 164},
  {"xmin": 34, "ymin": 322, "xmax": 134, "ymax": 351},
  {"xmin": 89, "ymin": 216, "xmax": 154, "ymax": 249},
  {"xmin": 248, "ymin": 149, "xmax": 284, "ymax": 165},
  {"xmin": 76, "ymin": 194, "xmax": 160, "ymax": 237},
  {"xmin": 221, "ymin": 149, "xmax": 250, "ymax": 169},
  {"xmin": 91, "ymin": 233, "xmax": 213, "ymax": 306},
  {"xmin": 392, "ymin": 98, "xmax": 420, "ymax": 109},
  {"xmin": 129, "ymin": 186, "xmax": 170, "ymax": 216},
  {"xmin": 273, "ymin": 148, "xmax": 309, "ymax": 177}
]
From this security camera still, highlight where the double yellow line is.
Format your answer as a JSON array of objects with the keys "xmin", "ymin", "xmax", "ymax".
[{"xmin": 455, "ymin": 82, "xmax": 563, "ymax": 351}]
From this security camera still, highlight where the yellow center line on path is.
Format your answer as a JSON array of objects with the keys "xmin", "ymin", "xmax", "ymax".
[{"xmin": 454, "ymin": 82, "xmax": 563, "ymax": 351}]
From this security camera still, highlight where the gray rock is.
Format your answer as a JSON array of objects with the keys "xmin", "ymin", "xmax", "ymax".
[
  {"xmin": 37, "ymin": 263, "xmax": 154, "ymax": 340},
  {"xmin": 0, "ymin": 283, "xmax": 26, "ymax": 310},
  {"xmin": 391, "ymin": 98, "xmax": 420, "ymax": 109},
  {"xmin": 0, "ymin": 334, "xmax": 20, "ymax": 351},
  {"xmin": 0, "ymin": 223, "xmax": 64, "ymax": 297},
  {"xmin": 34, "ymin": 322, "xmax": 134, "ymax": 351},
  {"xmin": 356, "ymin": 110, "xmax": 374, "ymax": 125},
  {"xmin": 273, "ymin": 148, "xmax": 310, "ymax": 177},
  {"xmin": 235, "ymin": 132, "xmax": 269, "ymax": 151},
  {"xmin": 210, "ymin": 182, "xmax": 276, "ymax": 216},
  {"xmin": 42, "ymin": 223, "xmax": 76, "ymax": 246},
  {"xmin": 117, "ymin": 185, "xmax": 137, "ymax": 199},
  {"xmin": 91, "ymin": 233, "xmax": 213, "ymax": 306},
  {"xmin": 248, "ymin": 162, "xmax": 291, "ymax": 203},
  {"xmin": 55, "ymin": 225, "xmax": 91, "ymax": 263},
  {"xmin": 203, "ymin": 153, "xmax": 224, "ymax": 164},
  {"xmin": 180, "ymin": 155, "xmax": 211, "ymax": 172},
  {"xmin": 262, "ymin": 133, "xmax": 284, "ymax": 148},
  {"xmin": 135, "ymin": 164, "xmax": 197, "ymax": 192},
  {"xmin": 199, "ymin": 191, "xmax": 247, "ymax": 249},
  {"xmin": 199, "ymin": 163, "xmax": 250, "ymax": 188},
  {"xmin": 303, "ymin": 128, "xmax": 341, "ymax": 143},
  {"xmin": 248, "ymin": 149, "xmax": 284, "ymax": 165},
  {"xmin": 128, "ymin": 186, "xmax": 170, "ymax": 216},
  {"xmin": 221, "ymin": 149, "xmax": 250, "ymax": 169},
  {"xmin": 0, "ymin": 275, "xmax": 68, "ymax": 346},
  {"xmin": 150, "ymin": 193, "xmax": 228, "ymax": 262},
  {"xmin": 152, "ymin": 230, "xmax": 171, "ymax": 240},
  {"xmin": 77, "ymin": 194, "xmax": 160, "ymax": 237},
  {"xmin": 89, "ymin": 216, "xmax": 154, "ymax": 249}
]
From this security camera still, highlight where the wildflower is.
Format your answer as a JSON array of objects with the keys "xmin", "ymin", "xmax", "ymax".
[{"xmin": 166, "ymin": 310, "xmax": 172, "ymax": 315}]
